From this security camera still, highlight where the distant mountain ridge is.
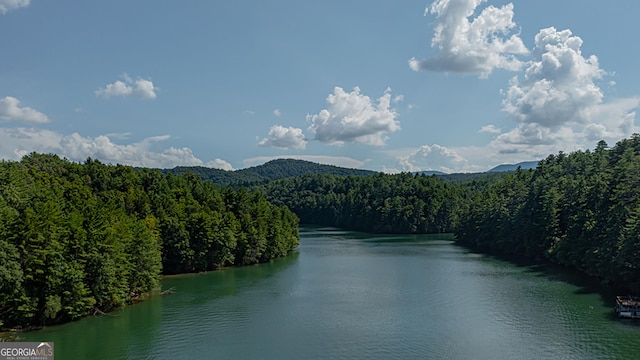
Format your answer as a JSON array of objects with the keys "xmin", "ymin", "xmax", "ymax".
[
  {"xmin": 160, "ymin": 159, "xmax": 379, "ymax": 186},
  {"xmin": 414, "ymin": 170, "xmax": 446, "ymax": 176},
  {"xmin": 159, "ymin": 158, "xmax": 540, "ymax": 186},
  {"xmin": 488, "ymin": 161, "xmax": 539, "ymax": 172}
]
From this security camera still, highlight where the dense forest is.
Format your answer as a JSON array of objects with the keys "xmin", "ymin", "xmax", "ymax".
[
  {"xmin": 253, "ymin": 136, "xmax": 640, "ymax": 294},
  {"xmin": 0, "ymin": 154, "xmax": 299, "ymax": 329},
  {"xmin": 3, "ymin": 134, "xmax": 640, "ymax": 330},
  {"xmin": 159, "ymin": 158, "xmax": 378, "ymax": 187},
  {"xmin": 255, "ymin": 172, "xmax": 467, "ymax": 234},
  {"xmin": 455, "ymin": 136, "xmax": 640, "ymax": 294}
]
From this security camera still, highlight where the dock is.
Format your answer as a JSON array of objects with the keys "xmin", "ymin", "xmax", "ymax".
[{"xmin": 615, "ymin": 295, "xmax": 640, "ymax": 319}]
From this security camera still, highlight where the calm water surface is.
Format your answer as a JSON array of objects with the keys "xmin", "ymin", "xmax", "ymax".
[{"xmin": 22, "ymin": 227, "xmax": 640, "ymax": 359}]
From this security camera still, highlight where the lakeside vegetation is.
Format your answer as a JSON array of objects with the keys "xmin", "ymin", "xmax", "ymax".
[
  {"xmin": 254, "ymin": 172, "xmax": 466, "ymax": 234},
  {"xmin": 253, "ymin": 136, "xmax": 640, "ymax": 294},
  {"xmin": 455, "ymin": 136, "xmax": 640, "ymax": 294},
  {"xmin": 2, "ymin": 134, "xmax": 640, "ymax": 330},
  {"xmin": 0, "ymin": 154, "xmax": 299, "ymax": 330}
]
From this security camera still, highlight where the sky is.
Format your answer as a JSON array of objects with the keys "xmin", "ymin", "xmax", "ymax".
[{"xmin": 1, "ymin": 0, "xmax": 639, "ymax": 173}]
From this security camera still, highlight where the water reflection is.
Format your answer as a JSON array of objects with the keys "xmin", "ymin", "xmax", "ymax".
[{"xmin": 19, "ymin": 227, "xmax": 640, "ymax": 360}]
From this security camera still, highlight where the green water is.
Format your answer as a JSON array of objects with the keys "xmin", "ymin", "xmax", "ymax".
[{"xmin": 21, "ymin": 227, "xmax": 640, "ymax": 359}]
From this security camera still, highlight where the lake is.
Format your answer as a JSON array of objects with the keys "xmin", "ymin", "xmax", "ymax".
[{"xmin": 21, "ymin": 226, "xmax": 640, "ymax": 359}]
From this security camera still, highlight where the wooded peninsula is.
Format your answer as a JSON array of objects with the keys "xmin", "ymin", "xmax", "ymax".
[
  {"xmin": 0, "ymin": 154, "xmax": 299, "ymax": 329},
  {"xmin": 1, "ymin": 134, "xmax": 639, "ymax": 330}
]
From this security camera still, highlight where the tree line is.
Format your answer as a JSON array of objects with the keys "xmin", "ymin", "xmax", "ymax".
[
  {"xmin": 3, "ymin": 134, "xmax": 640, "ymax": 329},
  {"xmin": 0, "ymin": 154, "xmax": 299, "ymax": 329},
  {"xmin": 455, "ymin": 136, "xmax": 640, "ymax": 294},
  {"xmin": 255, "ymin": 135, "xmax": 640, "ymax": 294},
  {"xmin": 255, "ymin": 172, "xmax": 467, "ymax": 234},
  {"xmin": 159, "ymin": 158, "xmax": 377, "ymax": 187}
]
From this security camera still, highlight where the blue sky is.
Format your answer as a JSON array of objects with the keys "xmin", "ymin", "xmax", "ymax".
[{"xmin": 1, "ymin": 0, "xmax": 639, "ymax": 173}]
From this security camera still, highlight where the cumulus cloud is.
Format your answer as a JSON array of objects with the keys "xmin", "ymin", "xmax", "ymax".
[
  {"xmin": 0, "ymin": 0, "xmax": 29, "ymax": 14},
  {"xmin": 391, "ymin": 141, "xmax": 546, "ymax": 174},
  {"xmin": 407, "ymin": 1, "xmax": 638, "ymax": 165},
  {"xmin": 58, "ymin": 134, "xmax": 203, "ymax": 168},
  {"xmin": 399, "ymin": 144, "xmax": 469, "ymax": 173},
  {"xmin": 482, "ymin": 126, "xmax": 580, "ymax": 164},
  {"xmin": 0, "ymin": 127, "xmax": 234, "ymax": 169},
  {"xmin": 96, "ymin": 74, "xmax": 158, "ymax": 99},
  {"xmin": 306, "ymin": 86, "xmax": 400, "ymax": 146},
  {"xmin": 502, "ymin": 27, "xmax": 604, "ymax": 126},
  {"xmin": 258, "ymin": 125, "xmax": 307, "ymax": 150},
  {"xmin": 409, "ymin": 0, "xmax": 528, "ymax": 77},
  {"xmin": 0, "ymin": 96, "xmax": 49, "ymax": 124},
  {"xmin": 500, "ymin": 27, "xmax": 640, "ymax": 149},
  {"xmin": 480, "ymin": 124, "xmax": 501, "ymax": 134},
  {"xmin": 494, "ymin": 123, "xmax": 574, "ymax": 147},
  {"xmin": 206, "ymin": 158, "xmax": 234, "ymax": 171},
  {"xmin": 581, "ymin": 98, "xmax": 640, "ymax": 141}
]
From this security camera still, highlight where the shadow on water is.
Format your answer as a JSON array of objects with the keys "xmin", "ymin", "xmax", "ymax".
[
  {"xmin": 19, "ymin": 288, "xmax": 165, "ymax": 359},
  {"xmin": 19, "ymin": 249, "xmax": 300, "ymax": 359},
  {"xmin": 454, "ymin": 241, "xmax": 633, "ymax": 323},
  {"xmin": 300, "ymin": 225, "xmax": 459, "ymax": 260},
  {"xmin": 161, "ymin": 250, "xmax": 300, "ymax": 306},
  {"xmin": 300, "ymin": 225, "xmax": 454, "ymax": 242},
  {"xmin": 303, "ymin": 225, "xmax": 630, "ymax": 320}
]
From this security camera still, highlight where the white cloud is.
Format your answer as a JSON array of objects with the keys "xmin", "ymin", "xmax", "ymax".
[
  {"xmin": 96, "ymin": 74, "xmax": 158, "ymax": 99},
  {"xmin": 493, "ymin": 123, "xmax": 574, "ymax": 147},
  {"xmin": 306, "ymin": 86, "xmax": 400, "ymax": 146},
  {"xmin": 0, "ymin": 96, "xmax": 49, "ymax": 124},
  {"xmin": 243, "ymin": 155, "xmax": 367, "ymax": 169},
  {"xmin": 0, "ymin": 128, "xmax": 62, "ymax": 160},
  {"xmin": 258, "ymin": 125, "xmax": 307, "ymax": 149},
  {"xmin": 103, "ymin": 132, "xmax": 132, "ymax": 140},
  {"xmin": 58, "ymin": 134, "xmax": 202, "ymax": 168},
  {"xmin": 502, "ymin": 27, "xmax": 604, "ymax": 126},
  {"xmin": 480, "ymin": 124, "xmax": 501, "ymax": 134},
  {"xmin": 500, "ymin": 27, "xmax": 640, "ymax": 150},
  {"xmin": 410, "ymin": 0, "xmax": 528, "ymax": 77},
  {"xmin": 205, "ymin": 158, "xmax": 234, "ymax": 171},
  {"xmin": 131, "ymin": 78, "xmax": 157, "ymax": 99},
  {"xmin": 391, "ymin": 142, "xmax": 546, "ymax": 174},
  {"xmin": 0, "ymin": 0, "xmax": 29, "ymax": 14},
  {"xmin": 399, "ymin": 144, "xmax": 469, "ymax": 173},
  {"xmin": 581, "ymin": 98, "xmax": 640, "ymax": 141},
  {"xmin": 273, "ymin": 109, "xmax": 282, "ymax": 117},
  {"xmin": 0, "ymin": 127, "xmax": 232, "ymax": 169},
  {"xmin": 96, "ymin": 81, "xmax": 131, "ymax": 98}
]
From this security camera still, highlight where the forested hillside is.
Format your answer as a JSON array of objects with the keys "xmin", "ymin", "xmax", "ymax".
[
  {"xmin": 161, "ymin": 158, "xmax": 378, "ymax": 186},
  {"xmin": 3, "ymin": 134, "xmax": 639, "ymax": 329},
  {"xmin": 0, "ymin": 154, "xmax": 299, "ymax": 329},
  {"xmin": 253, "ymin": 135, "xmax": 640, "ymax": 294},
  {"xmin": 255, "ymin": 172, "xmax": 467, "ymax": 234},
  {"xmin": 455, "ymin": 136, "xmax": 640, "ymax": 293}
]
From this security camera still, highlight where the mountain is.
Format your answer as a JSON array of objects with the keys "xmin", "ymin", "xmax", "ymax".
[
  {"xmin": 414, "ymin": 170, "xmax": 446, "ymax": 176},
  {"xmin": 488, "ymin": 161, "xmax": 539, "ymax": 173},
  {"xmin": 160, "ymin": 159, "xmax": 379, "ymax": 186},
  {"xmin": 239, "ymin": 159, "xmax": 378, "ymax": 179},
  {"xmin": 159, "ymin": 159, "xmax": 539, "ymax": 187}
]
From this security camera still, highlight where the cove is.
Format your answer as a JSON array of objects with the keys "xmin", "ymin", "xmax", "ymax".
[{"xmin": 20, "ymin": 226, "xmax": 640, "ymax": 359}]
